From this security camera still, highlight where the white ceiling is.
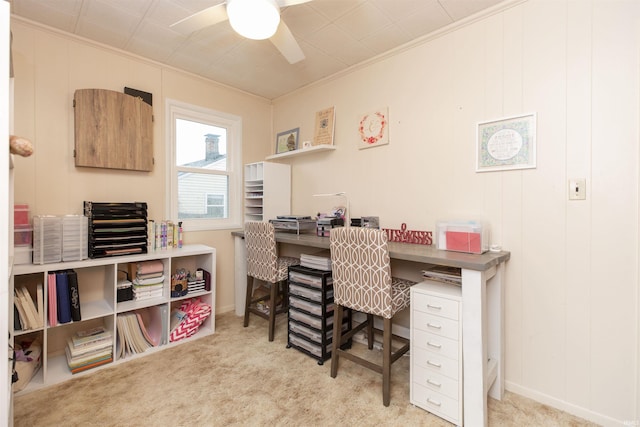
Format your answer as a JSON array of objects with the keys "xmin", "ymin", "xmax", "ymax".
[{"xmin": 10, "ymin": 0, "xmax": 506, "ymax": 99}]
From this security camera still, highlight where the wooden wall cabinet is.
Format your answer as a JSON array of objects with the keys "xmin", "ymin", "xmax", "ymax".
[{"xmin": 73, "ymin": 88, "xmax": 153, "ymax": 172}]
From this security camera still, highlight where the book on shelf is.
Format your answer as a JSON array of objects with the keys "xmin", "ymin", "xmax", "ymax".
[
  {"xmin": 36, "ymin": 284, "xmax": 44, "ymax": 325},
  {"xmin": 13, "ymin": 290, "xmax": 31, "ymax": 330},
  {"xmin": 66, "ymin": 326, "xmax": 113, "ymax": 373},
  {"xmin": 55, "ymin": 271, "xmax": 72, "ymax": 324},
  {"xmin": 116, "ymin": 312, "xmax": 155, "ymax": 358},
  {"xmin": 47, "ymin": 273, "xmax": 57, "ymax": 327},
  {"xmin": 70, "ymin": 357, "xmax": 113, "ymax": 375},
  {"xmin": 67, "ymin": 269, "xmax": 82, "ymax": 322},
  {"xmin": 14, "ymin": 286, "xmax": 43, "ymax": 330}
]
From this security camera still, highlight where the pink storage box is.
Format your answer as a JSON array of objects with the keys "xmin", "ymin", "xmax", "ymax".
[
  {"xmin": 14, "ymin": 204, "xmax": 30, "ymax": 226},
  {"xmin": 14, "ymin": 225, "xmax": 32, "ymax": 246},
  {"xmin": 436, "ymin": 221, "xmax": 489, "ymax": 254}
]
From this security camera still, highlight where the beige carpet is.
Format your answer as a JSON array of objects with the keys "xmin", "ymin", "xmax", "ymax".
[{"xmin": 13, "ymin": 312, "xmax": 598, "ymax": 427}]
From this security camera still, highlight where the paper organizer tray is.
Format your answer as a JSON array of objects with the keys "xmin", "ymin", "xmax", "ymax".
[
  {"xmin": 289, "ymin": 296, "xmax": 334, "ymax": 316},
  {"xmin": 289, "ymin": 283, "xmax": 333, "ymax": 302},
  {"xmin": 289, "ymin": 307, "xmax": 333, "ymax": 330}
]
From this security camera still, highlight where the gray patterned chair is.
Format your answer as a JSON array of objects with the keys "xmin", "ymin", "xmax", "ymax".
[
  {"xmin": 244, "ymin": 221, "xmax": 299, "ymax": 341},
  {"xmin": 329, "ymin": 227, "xmax": 416, "ymax": 406}
]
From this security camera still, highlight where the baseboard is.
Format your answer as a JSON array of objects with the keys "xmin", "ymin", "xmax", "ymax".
[
  {"xmin": 505, "ymin": 381, "xmax": 625, "ymax": 426},
  {"xmin": 218, "ymin": 304, "xmax": 237, "ymax": 315}
]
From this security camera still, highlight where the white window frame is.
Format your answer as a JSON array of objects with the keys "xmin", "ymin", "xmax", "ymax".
[
  {"xmin": 166, "ymin": 99, "xmax": 242, "ymax": 231},
  {"xmin": 205, "ymin": 193, "xmax": 226, "ymax": 217}
]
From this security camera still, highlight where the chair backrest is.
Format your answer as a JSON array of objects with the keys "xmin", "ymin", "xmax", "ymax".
[
  {"xmin": 244, "ymin": 221, "xmax": 279, "ymax": 283},
  {"xmin": 330, "ymin": 227, "xmax": 393, "ymax": 318}
]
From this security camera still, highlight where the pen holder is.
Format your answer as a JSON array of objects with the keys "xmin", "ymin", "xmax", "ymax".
[{"xmin": 171, "ymin": 277, "xmax": 188, "ymax": 298}]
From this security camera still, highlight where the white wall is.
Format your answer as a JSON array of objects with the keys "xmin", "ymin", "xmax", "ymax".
[
  {"xmin": 9, "ymin": 19, "xmax": 273, "ymax": 315},
  {"xmin": 272, "ymin": 0, "xmax": 639, "ymax": 424}
]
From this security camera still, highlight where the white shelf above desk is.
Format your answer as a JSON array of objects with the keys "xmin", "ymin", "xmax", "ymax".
[{"xmin": 265, "ymin": 144, "xmax": 335, "ymax": 160}]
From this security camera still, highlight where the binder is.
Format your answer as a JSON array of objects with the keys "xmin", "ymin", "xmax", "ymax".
[
  {"xmin": 56, "ymin": 271, "xmax": 72, "ymax": 324},
  {"xmin": 67, "ymin": 270, "xmax": 82, "ymax": 322}
]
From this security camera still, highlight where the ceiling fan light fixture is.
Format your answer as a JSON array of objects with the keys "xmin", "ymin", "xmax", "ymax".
[{"xmin": 227, "ymin": 0, "xmax": 281, "ymax": 40}]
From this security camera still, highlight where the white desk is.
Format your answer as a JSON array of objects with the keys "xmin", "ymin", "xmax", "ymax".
[{"xmin": 232, "ymin": 231, "xmax": 510, "ymax": 426}]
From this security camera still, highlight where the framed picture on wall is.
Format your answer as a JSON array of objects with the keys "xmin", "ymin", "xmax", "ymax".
[
  {"xmin": 275, "ymin": 128, "xmax": 299, "ymax": 154},
  {"xmin": 358, "ymin": 107, "xmax": 389, "ymax": 149},
  {"xmin": 476, "ymin": 113, "xmax": 536, "ymax": 172}
]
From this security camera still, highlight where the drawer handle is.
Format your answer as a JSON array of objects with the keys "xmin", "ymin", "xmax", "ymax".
[
  {"xmin": 427, "ymin": 322, "xmax": 442, "ymax": 330},
  {"xmin": 427, "ymin": 341, "xmax": 442, "ymax": 349},
  {"xmin": 427, "ymin": 304, "xmax": 442, "ymax": 310},
  {"xmin": 426, "ymin": 379, "xmax": 442, "ymax": 388},
  {"xmin": 427, "ymin": 398, "xmax": 442, "ymax": 407},
  {"xmin": 427, "ymin": 360, "xmax": 442, "ymax": 368}
]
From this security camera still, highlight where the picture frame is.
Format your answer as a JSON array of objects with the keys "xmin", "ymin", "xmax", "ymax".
[
  {"xmin": 313, "ymin": 106, "xmax": 335, "ymax": 146},
  {"xmin": 275, "ymin": 128, "xmax": 299, "ymax": 154},
  {"xmin": 476, "ymin": 113, "xmax": 536, "ymax": 172},
  {"xmin": 358, "ymin": 107, "xmax": 389, "ymax": 150}
]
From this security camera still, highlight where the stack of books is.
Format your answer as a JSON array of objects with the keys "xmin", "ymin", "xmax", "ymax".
[
  {"xmin": 132, "ymin": 260, "xmax": 164, "ymax": 301},
  {"xmin": 421, "ymin": 265, "xmax": 462, "ymax": 285},
  {"xmin": 65, "ymin": 326, "xmax": 113, "ymax": 374},
  {"xmin": 300, "ymin": 253, "xmax": 332, "ymax": 271}
]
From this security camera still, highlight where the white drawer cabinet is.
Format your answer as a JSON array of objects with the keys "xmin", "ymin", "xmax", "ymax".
[{"xmin": 411, "ymin": 281, "xmax": 462, "ymax": 426}]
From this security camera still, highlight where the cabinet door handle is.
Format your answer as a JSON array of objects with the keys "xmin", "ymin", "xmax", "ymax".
[
  {"xmin": 427, "ymin": 322, "xmax": 442, "ymax": 330},
  {"xmin": 427, "ymin": 398, "xmax": 442, "ymax": 407},
  {"xmin": 427, "ymin": 303, "xmax": 442, "ymax": 310},
  {"xmin": 427, "ymin": 341, "xmax": 442, "ymax": 349},
  {"xmin": 427, "ymin": 360, "xmax": 442, "ymax": 368},
  {"xmin": 426, "ymin": 379, "xmax": 442, "ymax": 388}
]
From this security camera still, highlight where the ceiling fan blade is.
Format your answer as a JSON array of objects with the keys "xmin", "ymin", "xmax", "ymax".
[
  {"xmin": 270, "ymin": 20, "xmax": 305, "ymax": 64},
  {"xmin": 277, "ymin": 0, "xmax": 313, "ymax": 6},
  {"xmin": 170, "ymin": 4, "xmax": 229, "ymax": 35}
]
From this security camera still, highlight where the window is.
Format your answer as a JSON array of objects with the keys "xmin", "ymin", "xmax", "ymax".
[
  {"xmin": 167, "ymin": 99, "xmax": 242, "ymax": 231},
  {"xmin": 206, "ymin": 194, "xmax": 226, "ymax": 217}
]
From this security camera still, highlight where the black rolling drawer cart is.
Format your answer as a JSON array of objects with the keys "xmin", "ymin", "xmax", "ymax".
[{"xmin": 286, "ymin": 265, "xmax": 351, "ymax": 364}]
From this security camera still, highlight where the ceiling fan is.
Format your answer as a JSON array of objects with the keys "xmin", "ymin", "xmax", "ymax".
[{"xmin": 170, "ymin": 0, "xmax": 313, "ymax": 64}]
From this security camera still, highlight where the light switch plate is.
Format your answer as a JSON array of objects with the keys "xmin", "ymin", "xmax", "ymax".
[{"xmin": 569, "ymin": 178, "xmax": 586, "ymax": 200}]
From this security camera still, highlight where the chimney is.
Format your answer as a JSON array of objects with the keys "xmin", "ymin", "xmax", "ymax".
[{"xmin": 205, "ymin": 134, "xmax": 220, "ymax": 161}]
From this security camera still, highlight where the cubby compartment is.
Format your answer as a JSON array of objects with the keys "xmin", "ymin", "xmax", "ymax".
[
  {"xmin": 73, "ymin": 265, "xmax": 116, "ymax": 320},
  {"xmin": 12, "ymin": 272, "xmax": 45, "ymax": 333},
  {"xmin": 244, "ymin": 161, "xmax": 291, "ymax": 222}
]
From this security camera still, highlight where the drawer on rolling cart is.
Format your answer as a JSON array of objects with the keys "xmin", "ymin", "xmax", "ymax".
[
  {"xmin": 412, "ymin": 348, "xmax": 459, "ymax": 380},
  {"xmin": 412, "ymin": 311, "xmax": 459, "ymax": 341},
  {"xmin": 412, "ymin": 291, "xmax": 459, "ymax": 321},
  {"xmin": 412, "ymin": 382, "xmax": 460, "ymax": 423},
  {"xmin": 412, "ymin": 329, "xmax": 459, "ymax": 360}
]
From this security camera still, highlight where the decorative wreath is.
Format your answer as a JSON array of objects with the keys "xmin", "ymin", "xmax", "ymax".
[{"xmin": 358, "ymin": 111, "xmax": 387, "ymax": 145}]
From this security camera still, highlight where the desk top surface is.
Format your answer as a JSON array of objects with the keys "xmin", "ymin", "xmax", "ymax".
[{"xmin": 232, "ymin": 230, "xmax": 510, "ymax": 272}]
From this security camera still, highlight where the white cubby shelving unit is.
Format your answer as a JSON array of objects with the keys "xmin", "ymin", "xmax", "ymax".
[{"xmin": 10, "ymin": 244, "xmax": 216, "ymax": 395}]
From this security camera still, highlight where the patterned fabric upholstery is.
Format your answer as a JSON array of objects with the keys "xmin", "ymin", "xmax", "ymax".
[
  {"xmin": 245, "ymin": 221, "xmax": 299, "ymax": 282},
  {"xmin": 330, "ymin": 227, "xmax": 416, "ymax": 319}
]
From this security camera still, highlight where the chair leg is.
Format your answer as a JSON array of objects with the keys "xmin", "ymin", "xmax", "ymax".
[
  {"xmin": 244, "ymin": 275, "xmax": 254, "ymax": 327},
  {"xmin": 367, "ymin": 313, "xmax": 374, "ymax": 350},
  {"xmin": 382, "ymin": 317, "xmax": 392, "ymax": 406},
  {"xmin": 268, "ymin": 281, "xmax": 278, "ymax": 341},
  {"xmin": 330, "ymin": 305, "xmax": 344, "ymax": 378}
]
